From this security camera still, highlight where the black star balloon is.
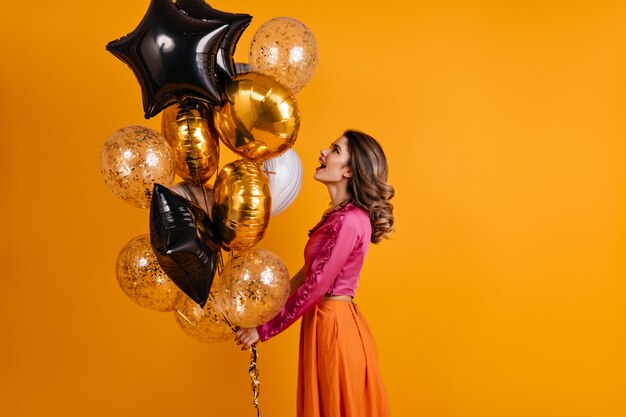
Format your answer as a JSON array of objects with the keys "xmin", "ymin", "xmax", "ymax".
[
  {"xmin": 174, "ymin": 0, "xmax": 252, "ymax": 83},
  {"xmin": 106, "ymin": 0, "xmax": 229, "ymax": 118},
  {"xmin": 150, "ymin": 183, "xmax": 220, "ymax": 307}
]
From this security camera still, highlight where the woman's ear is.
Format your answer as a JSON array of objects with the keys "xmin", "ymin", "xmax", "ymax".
[{"xmin": 343, "ymin": 168, "xmax": 352, "ymax": 178}]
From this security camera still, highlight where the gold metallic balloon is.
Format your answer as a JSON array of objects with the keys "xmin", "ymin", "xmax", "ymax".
[
  {"xmin": 174, "ymin": 292, "xmax": 232, "ymax": 343},
  {"xmin": 214, "ymin": 72, "xmax": 300, "ymax": 162},
  {"xmin": 215, "ymin": 248, "xmax": 290, "ymax": 328},
  {"xmin": 116, "ymin": 234, "xmax": 180, "ymax": 311},
  {"xmin": 161, "ymin": 102, "xmax": 220, "ymax": 184},
  {"xmin": 212, "ymin": 159, "xmax": 271, "ymax": 251},
  {"xmin": 171, "ymin": 181, "xmax": 214, "ymax": 215},
  {"xmin": 249, "ymin": 17, "xmax": 319, "ymax": 94},
  {"xmin": 100, "ymin": 126, "xmax": 176, "ymax": 208}
]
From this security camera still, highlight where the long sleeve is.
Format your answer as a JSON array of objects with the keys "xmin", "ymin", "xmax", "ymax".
[{"xmin": 256, "ymin": 212, "xmax": 362, "ymax": 342}]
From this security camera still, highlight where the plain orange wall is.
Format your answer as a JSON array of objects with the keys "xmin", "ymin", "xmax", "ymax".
[{"xmin": 1, "ymin": 0, "xmax": 625, "ymax": 416}]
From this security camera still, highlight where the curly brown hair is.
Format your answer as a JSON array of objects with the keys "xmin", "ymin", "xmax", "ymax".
[{"xmin": 343, "ymin": 130, "xmax": 395, "ymax": 244}]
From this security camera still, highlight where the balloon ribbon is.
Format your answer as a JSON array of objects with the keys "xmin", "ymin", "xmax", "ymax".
[
  {"xmin": 249, "ymin": 345, "xmax": 262, "ymax": 417},
  {"xmin": 208, "ymin": 290, "xmax": 262, "ymax": 416}
]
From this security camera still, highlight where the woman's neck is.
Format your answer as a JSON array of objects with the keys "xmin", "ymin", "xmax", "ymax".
[{"xmin": 326, "ymin": 184, "xmax": 352, "ymax": 210}]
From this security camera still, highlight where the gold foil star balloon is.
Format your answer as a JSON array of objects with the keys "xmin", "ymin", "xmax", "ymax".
[
  {"xmin": 212, "ymin": 159, "xmax": 271, "ymax": 251},
  {"xmin": 100, "ymin": 126, "xmax": 176, "ymax": 208},
  {"xmin": 249, "ymin": 17, "xmax": 319, "ymax": 94},
  {"xmin": 215, "ymin": 248, "xmax": 290, "ymax": 328},
  {"xmin": 116, "ymin": 234, "xmax": 180, "ymax": 311},
  {"xmin": 213, "ymin": 72, "xmax": 300, "ymax": 162}
]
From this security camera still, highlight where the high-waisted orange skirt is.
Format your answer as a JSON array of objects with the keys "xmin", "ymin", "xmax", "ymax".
[{"xmin": 297, "ymin": 300, "xmax": 391, "ymax": 417}]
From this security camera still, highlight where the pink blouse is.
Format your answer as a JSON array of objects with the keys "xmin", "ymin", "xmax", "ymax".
[{"xmin": 256, "ymin": 201, "xmax": 372, "ymax": 342}]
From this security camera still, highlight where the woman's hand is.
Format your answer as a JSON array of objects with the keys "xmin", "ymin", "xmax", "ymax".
[{"xmin": 235, "ymin": 327, "xmax": 260, "ymax": 350}]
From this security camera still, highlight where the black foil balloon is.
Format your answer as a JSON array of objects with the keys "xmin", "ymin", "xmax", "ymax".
[
  {"xmin": 174, "ymin": 0, "xmax": 252, "ymax": 83},
  {"xmin": 150, "ymin": 184, "xmax": 220, "ymax": 307},
  {"xmin": 106, "ymin": 0, "xmax": 229, "ymax": 118}
]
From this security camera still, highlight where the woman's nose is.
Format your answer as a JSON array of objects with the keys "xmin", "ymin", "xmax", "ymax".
[{"xmin": 320, "ymin": 148, "xmax": 329, "ymax": 156}]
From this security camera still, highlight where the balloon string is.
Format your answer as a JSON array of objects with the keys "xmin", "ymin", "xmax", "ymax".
[
  {"xmin": 207, "ymin": 291, "xmax": 237, "ymax": 332},
  {"xmin": 207, "ymin": 287, "xmax": 261, "ymax": 417},
  {"xmin": 249, "ymin": 345, "xmax": 262, "ymax": 417}
]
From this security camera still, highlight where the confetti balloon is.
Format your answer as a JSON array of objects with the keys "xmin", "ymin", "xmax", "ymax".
[
  {"xmin": 212, "ymin": 160, "xmax": 271, "ymax": 251},
  {"xmin": 100, "ymin": 126, "xmax": 175, "ymax": 208},
  {"xmin": 174, "ymin": 292, "xmax": 232, "ymax": 343},
  {"xmin": 249, "ymin": 17, "xmax": 319, "ymax": 94},
  {"xmin": 116, "ymin": 234, "xmax": 180, "ymax": 311},
  {"xmin": 161, "ymin": 101, "xmax": 220, "ymax": 184},
  {"xmin": 213, "ymin": 72, "xmax": 300, "ymax": 162},
  {"xmin": 215, "ymin": 248, "xmax": 290, "ymax": 328}
]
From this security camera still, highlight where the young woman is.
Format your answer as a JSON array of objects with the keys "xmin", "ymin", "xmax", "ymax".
[{"xmin": 235, "ymin": 130, "xmax": 395, "ymax": 417}]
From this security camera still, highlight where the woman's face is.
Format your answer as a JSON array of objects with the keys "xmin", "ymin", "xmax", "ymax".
[{"xmin": 314, "ymin": 136, "xmax": 352, "ymax": 184}]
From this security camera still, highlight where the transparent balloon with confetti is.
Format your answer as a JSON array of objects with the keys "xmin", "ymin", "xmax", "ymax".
[
  {"xmin": 249, "ymin": 17, "xmax": 319, "ymax": 94},
  {"xmin": 116, "ymin": 234, "xmax": 180, "ymax": 311},
  {"xmin": 215, "ymin": 248, "xmax": 290, "ymax": 328},
  {"xmin": 100, "ymin": 126, "xmax": 175, "ymax": 208}
]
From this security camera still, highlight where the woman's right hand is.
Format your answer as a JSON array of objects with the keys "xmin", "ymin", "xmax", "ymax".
[{"xmin": 235, "ymin": 327, "xmax": 260, "ymax": 350}]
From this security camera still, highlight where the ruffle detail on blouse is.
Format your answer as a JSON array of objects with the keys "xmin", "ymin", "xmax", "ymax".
[
  {"xmin": 262, "ymin": 209, "xmax": 349, "ymax": 341},
  {"xmin": 308, "ymin": 200, "xmax": 355, "ymax": 237}
]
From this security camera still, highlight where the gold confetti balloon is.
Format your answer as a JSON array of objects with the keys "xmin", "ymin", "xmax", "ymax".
[
  {"xmin": 100, "ymin": 126, "xmax": 175, "ymax": 208},
  {"xmin": 215, "ymin": 248, "xmax": 290, "ymax": 328},
  {"xmin": 249, "ymin": 17, "xmax": 319, "ymax": 94},
  {"xmin": 214, "ymin": 72, "xmax": 300, "ymax": 162},
  {"xmin": 174, "ymin": 292, "xmax": 232, "ymax": 343},
  {"xmin": 116, "ymin": 234, "xmax": 180, "ymax": 312},
  {"xmin": 212, "ymin": 159, "xmax": 271, "ymax": 251},
  {"xmin": 161, "ymin": 102, "xmax": 220, "ymax": 184}
]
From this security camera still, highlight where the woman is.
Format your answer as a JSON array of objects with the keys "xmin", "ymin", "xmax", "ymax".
[{"xmin": 235, "ymin": 129, "xmax": 395, "ymax": 417}]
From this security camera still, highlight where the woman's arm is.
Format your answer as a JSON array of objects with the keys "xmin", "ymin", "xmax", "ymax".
[
  {"xmin": 236, "ymin": 265, "xmax": 306, "ymax": 349},
  {"xmin": 290, "ymin": 264, "xmax": 306, "ymax": 295},
  {"xmin": 255, "ymin": 212, "xmax": 363, "ymax": 342}
]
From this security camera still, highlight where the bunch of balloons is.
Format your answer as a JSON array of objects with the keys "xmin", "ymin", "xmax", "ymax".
[{"xmin": 100, "ymin": 0, "xmax": 318, "ymax": 344}]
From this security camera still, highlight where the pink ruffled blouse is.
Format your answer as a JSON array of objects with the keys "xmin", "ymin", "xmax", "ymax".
[{"xmin": 256, "ymin": 201, "xmax": 372, "ymax": 342}]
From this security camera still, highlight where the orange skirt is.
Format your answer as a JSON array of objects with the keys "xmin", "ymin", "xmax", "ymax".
[{"xmin": 297, "ymin": 300, "xmax": 391, "ymax": 417}]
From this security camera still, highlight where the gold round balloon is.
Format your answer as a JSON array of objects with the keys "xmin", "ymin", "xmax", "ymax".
[
  {"xmin": 215, "ymin": 248, "xmax": 290, "ymax": 328},
  {"xmin": 171, "ymin": 181, "xmax": 214, "ymax": 216},
  {"xmin": 212, "ymin": 159, "xmax": 271, "ymax": 252},
  {"xmin": 213, "ymin": 72, "xmax": 300, "ymax": 162},
  {"xmin": 100, "ymin": 126, "xmax": 176, "ymax": 208},
  {"xmin": 249, "ymin": 17, "xmax": 319, "ymax": 94},
  {"xmin": 116, "ymin": 234, "xmax": 180, "ymax": 312},
  {"xmin": 161, "ymin": 102, "xmax": 220, "ymax": 184},
  {"xmin": 174, "ymin": 292, "xmax": 233, "ymax": 343}
]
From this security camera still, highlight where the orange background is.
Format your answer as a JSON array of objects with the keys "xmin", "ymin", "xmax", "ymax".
[{"xmin": 1, "ymin": 0, "xmax": 625, "ymax": 416}]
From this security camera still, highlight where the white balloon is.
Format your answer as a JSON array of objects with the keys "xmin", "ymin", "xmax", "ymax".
[{"xmin": 263, "ymin": 149, "xmax": 303, "ymax": 216}]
